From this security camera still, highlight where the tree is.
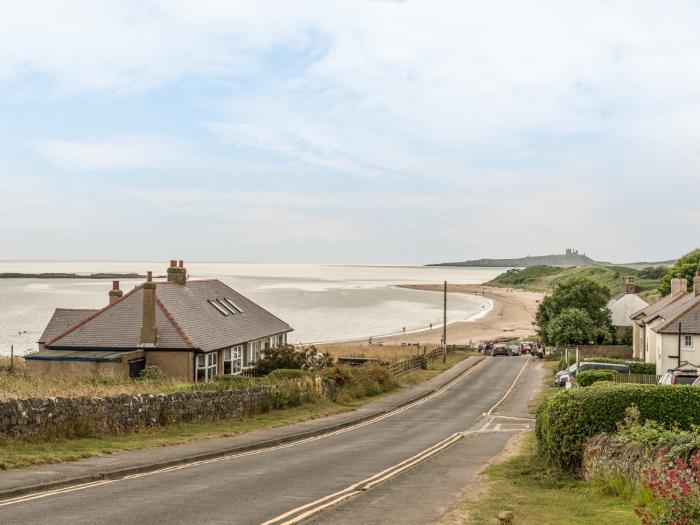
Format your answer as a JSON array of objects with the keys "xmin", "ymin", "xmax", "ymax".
[
  {"xmin": 659, "ymin": 249, "xmax": 700, "ymax": 295},
  {"xmin": 536, "ymin": 277, "xmax": 613, "ymax": 346},
  {"xmin": 546, "ymin": 308, "xmax": 597, "ymax": 346}
]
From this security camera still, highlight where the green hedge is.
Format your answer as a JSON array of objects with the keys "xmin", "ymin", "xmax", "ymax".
[
  {"xmin": 536, "ymin": 383, "xmax": 700, "ymax": 474},
  {"xmin": 576, "ymin": 369, "xmax": 616, "ymax": 387},
  {"xmin": 582, "ymin": 357, "xmax": 656, "ymax": 375}
]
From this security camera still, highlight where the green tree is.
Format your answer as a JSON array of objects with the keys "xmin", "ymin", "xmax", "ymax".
[
  {"xmin": 536, "ymin": 277, "xmax": 613, "ymax": 346},
  {"xmin": 546, "ymin": 308, "xmax": 597, "ymax": 346},
  {"xmin": 659, "ymin": 249, "xmax": 700, "ymax": 295}
]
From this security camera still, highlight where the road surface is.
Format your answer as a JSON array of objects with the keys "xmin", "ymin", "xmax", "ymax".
[{"xmin": 0, "ymin": 356, "xmax": 543, "ymax": 525}]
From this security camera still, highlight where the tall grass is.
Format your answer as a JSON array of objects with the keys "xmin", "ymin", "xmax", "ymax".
[{"xmin": 323, "ymin": 343, "xmax": 440, "ymax": 363}]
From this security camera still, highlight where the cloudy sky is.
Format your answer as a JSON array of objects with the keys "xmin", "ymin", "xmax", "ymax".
[{"xmin": 1, "ymin": 1, "xmax": 698, "ymax": 264}]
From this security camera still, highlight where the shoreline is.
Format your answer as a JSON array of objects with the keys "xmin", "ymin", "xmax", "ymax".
[{"xmin": 321, "ymin": 284, "xmax": 542, "ymax": 348}]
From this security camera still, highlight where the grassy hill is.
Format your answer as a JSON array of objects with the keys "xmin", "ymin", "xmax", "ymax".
[
  {"xmin": 431, "ymin": 252, "xmax": 598, "ymax": 268},
  {"xmin": 487, "ymin": 264, "xmax": 662, "ymax": 297}
]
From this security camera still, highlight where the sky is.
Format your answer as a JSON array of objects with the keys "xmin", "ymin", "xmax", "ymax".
[{"xmin": 1, "ymin": 1, "xmax": 699, "ymax": 264}]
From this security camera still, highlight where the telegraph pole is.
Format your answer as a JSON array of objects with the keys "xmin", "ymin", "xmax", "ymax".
[{"xmin": 443, "ymin": 281, "xmax": 447, "ymax": 363}]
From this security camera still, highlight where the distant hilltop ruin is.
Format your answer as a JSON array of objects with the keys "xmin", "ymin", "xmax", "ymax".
[{"xmin": 430, "ymin": 249, "xmax": 600, "ymax": 268}]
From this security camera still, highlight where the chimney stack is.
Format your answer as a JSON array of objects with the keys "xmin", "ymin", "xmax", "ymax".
[
  {"xmin": 140, "ymin": 271, "xmax": 157, "ymax": 345},
  {"xmin": 109, "ymin": 280, "xmax": 123, "ymax": 305},
  {"xmin": 621, "ymin": 277, "xmax": 636, "ymax": 294},
  {"xmin": 167, "ymin": 259, "xmax": 187, "ymax": 285},
  {"xmin": 671, "ymin": 275, "xmax": 689, "ymax": 296},
  {"xmin": 695, "ymin": 271, "xmax": 700, "ymax": 297}
]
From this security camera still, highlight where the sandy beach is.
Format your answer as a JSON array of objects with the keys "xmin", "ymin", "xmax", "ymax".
[{"xmin": 363, "ymin": 284, "xmax": 543, "ymax": 347}]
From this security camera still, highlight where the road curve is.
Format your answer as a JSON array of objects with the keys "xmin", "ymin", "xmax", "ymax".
[{"xmin": 0, "ymin": 356, "xmax": 535, "ymax": 525}]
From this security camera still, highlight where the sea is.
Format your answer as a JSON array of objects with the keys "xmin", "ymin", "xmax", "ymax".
[{"xmin": 0, "ymin": 262, "xmax": 504, "ymax": 356}]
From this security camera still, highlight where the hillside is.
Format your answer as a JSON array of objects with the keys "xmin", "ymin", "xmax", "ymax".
[
  {"xmin": 431, "ymin": 251, "xmax": 598, "ymax": 268},
  {"xmin": 487, "ymin": 264, "xmax": 662, "ymax": 296}
]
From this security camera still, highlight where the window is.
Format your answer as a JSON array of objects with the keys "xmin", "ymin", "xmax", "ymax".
[
  {"xmin": 196, "ymin": 352, "xmax": 218, "ymax": 382},
  {"xmin": 244, "ymin": 340, "xmax": 261, "ymax": 368},
  {"xmin": 223, "ymin": 346, "xmax": 243, "ymax": 375},
  {"xmin": 684, "ymin": 335, "xmax": 694, "ymax": 349},
  {"xmin": 208, "ymin": 300, "xmax": 230, "ymax": 316},
  {"xmin": 224, "ymin": 298, "xmax": 243, "ymax": 313}
]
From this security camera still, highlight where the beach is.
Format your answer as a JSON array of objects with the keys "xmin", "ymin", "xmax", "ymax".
[{"xmin": 324, "ymin": 284, "xmax": 543, "ymax": 350}]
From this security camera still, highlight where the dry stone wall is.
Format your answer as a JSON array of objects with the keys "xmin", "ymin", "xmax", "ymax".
[{"xmin": 0, "ymin": 379, "xmax": 320, "ymax": 441}]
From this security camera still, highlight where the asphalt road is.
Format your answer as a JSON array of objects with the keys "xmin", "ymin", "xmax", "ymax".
[{"xmin": 0, "ymin": 356, "xmax": 540, "ymax": 525}]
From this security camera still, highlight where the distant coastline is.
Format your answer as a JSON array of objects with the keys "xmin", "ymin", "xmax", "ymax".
[{"xmin": 0, "ymin": 273, "xmax": 162, "ymax": 279}]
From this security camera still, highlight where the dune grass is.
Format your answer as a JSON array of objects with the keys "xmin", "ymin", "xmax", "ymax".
[{"xmin": 323, "ymin": 343, "xmax": 443, "ymax": 362}]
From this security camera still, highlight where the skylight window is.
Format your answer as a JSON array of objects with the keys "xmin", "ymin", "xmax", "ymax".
[
  {"xmin": 216, "ymin": 299, "xmax": 238, "ymax": 315},
  {"xmin": 208, "ymin": 300, "xmax": 230, "ymax": 316},
  {"xmin": 224, "ymin": 298, "xmax": 244, "ymax": 313}
]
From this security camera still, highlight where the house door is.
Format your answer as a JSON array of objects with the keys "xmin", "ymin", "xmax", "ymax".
[{"xmin": 128, "ymin": 358, "xmax": 146, "ymax": 378}]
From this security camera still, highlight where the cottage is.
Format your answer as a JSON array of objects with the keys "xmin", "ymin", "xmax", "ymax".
[
  {"xmin": 26, "ymin": 261, "xmax": 293, "ymax": 381},
  {"xmin": 607, "ymin": 277, "xmax": 649, "ymax": 332},
  {"xmin": 630, "ymin": 274, "xmax": 700, "ymax": 373}
]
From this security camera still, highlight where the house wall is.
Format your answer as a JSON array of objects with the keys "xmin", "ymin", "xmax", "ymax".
[
  {"xmin": 146, "ymin": 351, "xmax": 193, "ymax": 382},
  {"xmin": 632, "ymin": 323, "xmax": 644, "ymax": 360},
  {"xmin": 657, "ymin": 333, "xmax": 698, "ymax": 373},
  {"xmin": 25, "ymin": 358, "xmax": 131, "ymax": 379},
  {"xmin": 644, "ymin": 319, "xmax": 664, "ymax": 364}
]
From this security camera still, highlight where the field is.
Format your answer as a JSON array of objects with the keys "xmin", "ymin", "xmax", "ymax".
[{"xmin": 487, "ymin": 264, "xmax": 661, "ymax": 296}]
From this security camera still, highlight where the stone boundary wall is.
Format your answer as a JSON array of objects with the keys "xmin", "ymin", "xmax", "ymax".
[
  {"xmin": 570, "ymin": 345, "xmax": 633, "ymax": 359},
  {"xmin": 0, "ymin": 378, "xmax": 320, "ymax": 442}
]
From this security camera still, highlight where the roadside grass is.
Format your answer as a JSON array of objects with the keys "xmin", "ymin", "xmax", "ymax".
[
  {"xmin": 0, "ymin": 353, "xmax": 469, "ymax": 470},
  {"xmin": 463, "ymin": 432, "xmax": 639, "ymax": 525}
]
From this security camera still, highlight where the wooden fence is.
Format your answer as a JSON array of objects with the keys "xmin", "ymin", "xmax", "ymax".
[
  {"xmin": 614, "ymin": 373, "xmax": 661, "ymax": 385},
  {"xmin": 386, "ymin": 346, "xmax": 460, "ymax": 376}
]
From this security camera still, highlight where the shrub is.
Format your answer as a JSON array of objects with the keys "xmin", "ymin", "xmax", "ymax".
[
  {"xmin": 583, "ymin": 357, "xmax": 656, "ymax": 375},
  {"xmin": 252, "ymin": 345, "xmax": 306, "ymax": 375},
  {"xmin": 577, "ymin": 369, "xmax": 616, "ymax": 387},
  {"xmin": 636, "ymin": 451, "xmax": 700, "ymax": 525},
  {"xmin": 139, "ymin": 365, "xmax": 166, "ymax": 382},
  {"xmin": 267, "ymin": 369, "xmax": 313, "ymax": 381},
  {"xmin": 321, "ymin": 364, "xmax": 397, "ymax": 403},
  {"xmin": 536, "ymin": 383, "xmax": 700, "ymax": 474}
]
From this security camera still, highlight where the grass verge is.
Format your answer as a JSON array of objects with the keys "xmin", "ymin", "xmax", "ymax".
[
  {"xmin": 0, "ymin": 353, "xmax": 471, "ymax": 470},
  {"xmin": 463, "ymin": 432, "xmax": 639, "ymax": 525}
]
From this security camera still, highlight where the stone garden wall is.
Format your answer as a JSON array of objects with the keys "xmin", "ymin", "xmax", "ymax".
[{"xmin": 0, "ymin": 379, "xmax": 320, "ymax": 441}]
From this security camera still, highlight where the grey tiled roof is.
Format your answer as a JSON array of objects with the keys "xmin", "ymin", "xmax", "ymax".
[
  {"xmin": 631, "ymin": 292, "xmax": 689, "ymax": 325},
  {"xmin": 654, "ymin": 294, "xmax": 700, "ymax": 335},
  {"xmin": 46, "ymin": 280, "xmax": 292, "ymax": 352},
  {"xmin": 38, "ymin": 309, "xmax": 99, "ymax": 343}
]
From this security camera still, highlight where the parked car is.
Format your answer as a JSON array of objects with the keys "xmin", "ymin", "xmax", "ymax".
[
  {"xmin": 519, "ymin": 342, "xmax": 533, "ymax": 354},
  {"xmin": 490, "ymin": 344, "xmax": 509, "ymax": 357},
  {"xmin": 509, "ymin": 344, "xmax": 520, "ymax": 356},
  {"xmin": 692, "ymin": 376, "xmax": 700, "ymax": 387},
  {"xmin": 658, "ymin": 369, "xmax": 699, "ymax": 385},
  {"xmin": 555, "ymin": 362, "xmax": 630, "ymax": 387}
]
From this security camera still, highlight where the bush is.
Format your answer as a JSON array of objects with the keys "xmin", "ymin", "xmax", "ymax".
[
  {"xmin": 139, "ymin": 365, "xmax": 165, "ymax": 382},
  {"xmin": 267, "ymin": 369, "xmax": 313, "ymax": 381},
  {"xmin": 536, "ymin": 383, "xmax": 700, "ymax": 474},
  {"xmin": 252, "ymin": 345, "xmax": 306, "ymax": 375},
  {"xmin": 577, "ymin": 369, "xmax": 617, "ymax": 387},
  {"xmin": 321, "ymin": 364, "xmax": 398, "ymax": 404},
  {"xmin": 582, "ymin": 357, "xmax": 656, "ymax": 375}
]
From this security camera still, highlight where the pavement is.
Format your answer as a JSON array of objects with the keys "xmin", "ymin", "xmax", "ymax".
[{"xmin": 0, "ymin": 355, "xmax": 546, "ymax": 525}]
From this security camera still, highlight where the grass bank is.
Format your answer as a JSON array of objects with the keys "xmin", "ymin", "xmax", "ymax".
[
  {"xmin": 0, "ymin": 351, "xmax": 473, "ymax": 470},
  {"xmin": 461, "ymin": 361, "xmax": 638, "ymax": 524}
]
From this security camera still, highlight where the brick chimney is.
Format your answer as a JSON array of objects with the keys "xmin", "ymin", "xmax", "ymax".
[
  {"xmin": 167, "ymin": 259, "xmax": 187, "ymax": 285},
  {"xmin": 621, "ymin": 277, "xmax": 636, "ymax": 294},
  {"xmin": 140, "ymin": 271, "xmax": 157, "ymax": 345},
  {"xmin": 695, "ymin": 271, "xmax": 700, "ymax": 297},
  {"xmin": 671, "ymin": 275, "xmax": 689, "ymax": 295},
  {"xmin": 108, "ymin": 280, "xmax": 123, "ymax": 305}
]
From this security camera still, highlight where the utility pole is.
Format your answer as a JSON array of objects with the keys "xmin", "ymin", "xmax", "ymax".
[
  {"xmin": 442, "ymin": 281, "xmax": 447, "ymax": 363},
  {"xmin": 10, "ymin": 344, "xmax": 14, "ymax": 373}
]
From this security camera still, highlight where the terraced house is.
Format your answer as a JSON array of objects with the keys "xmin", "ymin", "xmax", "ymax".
[{"xmin": 26, "ymin": 261, "xmax": 293, "ymax": 381}]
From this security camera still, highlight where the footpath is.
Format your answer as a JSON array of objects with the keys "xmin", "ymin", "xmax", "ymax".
[{"xmin": 0, "ymin": 355, "xmax": 485, "ymax": 501}]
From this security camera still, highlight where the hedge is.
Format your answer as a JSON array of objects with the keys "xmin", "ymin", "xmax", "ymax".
[
  {"xmin": 582, "ymin": 357, "xmax": 656, "ymax": 375},
  {"xmin": 576, "ymin": 369, "xmax": 616, "ymax": 387},
  {"xmin": 267, "ymin": 369, "xmax": 314, "ymax": 381},
  {"xmin": 536, "ymin": 383, "xmax": 700, "ymax": 474}
]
